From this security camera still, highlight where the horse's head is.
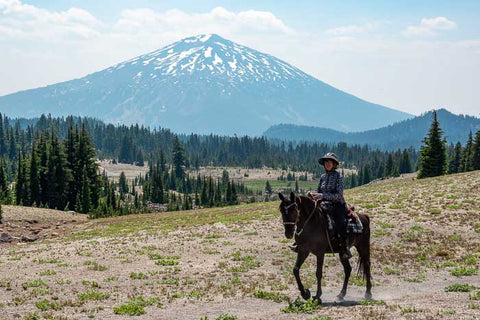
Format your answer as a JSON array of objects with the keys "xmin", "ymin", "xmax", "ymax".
[{"xmin": 278, "ymin": 192, "xmax": 300, "ymax": 239}]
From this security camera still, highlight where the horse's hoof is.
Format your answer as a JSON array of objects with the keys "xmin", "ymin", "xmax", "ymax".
[
  {"xmin": 301, "ymin": 289, "xmax": 311, "ymax": 300},
  {"xmin": 336, "ymin": 295, "xmax": 344, "ymax": 302},
  {"xmin": 313, "ymin": 296, "xmax": 322, "ymax": 304},
  {"xmin": 365, "ymin": 292, "xmax": 373, "ymax": 300}
]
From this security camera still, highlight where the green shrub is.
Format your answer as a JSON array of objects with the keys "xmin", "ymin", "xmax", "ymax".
[
  {"xmin": 445, "ymin": 284, "xmax": 476, "ymax": 292},
  {"xmin": 78, "ymin": 290, "xmax": 110, "ymax": 301},
  {"xmin": 113, "ymin": 303, "xmax": 145, "ymax": 316},
  {"xmin": 358, "ymin": 299, "xmax": 385, "ymax": 306},
  {"xmin": 253, "ymin": 290, "xmax": 290, "ymax": 303},
  {"xmin": 216, "ymin": 315, "xmax": 238, "ymax": 320},
  {"xmin": 35, "ymin": 299, "xmax": 62, "ymax": 311},
  {"xmin": 451, "ymin": 267, "xmax": 478, "ymax": 277},
  {"xmin": 281, "ymin": 298, "xmax": 320, "ymax": 314},
  {"xmin": 113, "ymin": 296, "xmax": 159, "ymax": 316}
]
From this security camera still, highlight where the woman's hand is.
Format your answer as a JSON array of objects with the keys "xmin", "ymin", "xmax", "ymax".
[{"xmin": 307, "ymin": 191, "xmax": 322, "ymax": 201}]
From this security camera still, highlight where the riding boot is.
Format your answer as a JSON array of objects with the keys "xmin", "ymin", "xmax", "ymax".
[{"xmin": 339, "ymin": 236, "xmax": 352, "ymax": 259}]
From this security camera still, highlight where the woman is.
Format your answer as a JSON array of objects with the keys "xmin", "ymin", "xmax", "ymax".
[{"xmin": 315, "ymin": 152, "xmax": 352, "ymax": 259}]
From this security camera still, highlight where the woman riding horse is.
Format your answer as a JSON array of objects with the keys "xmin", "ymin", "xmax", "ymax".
[{"xmin": 292, "ymin": 152, "xmax": 352, "ymax": 260}]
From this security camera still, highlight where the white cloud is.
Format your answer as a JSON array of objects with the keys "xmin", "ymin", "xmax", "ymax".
[
  {"xmin": 403, "ymin": 17, "xmax": 456, "ymax": 37},
  {"xmin": 113, "ymin": 6, "xmax": 293, "ymax": 36},
  {"xmin": 325, "ymin": 23, "xmax": 375, "ymax": 36},
  {"xmin": 0, "ymin": 0, "xmax": 102, "ymax": 40}
]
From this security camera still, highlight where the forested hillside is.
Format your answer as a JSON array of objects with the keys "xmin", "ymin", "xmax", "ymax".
[
  {"xmin": 3, "ymin": 113, "xmax": 418, "ymax": 181},
  {"xmin": 264, "ymin": 109, "xmax": 480, "ymax": 150}
]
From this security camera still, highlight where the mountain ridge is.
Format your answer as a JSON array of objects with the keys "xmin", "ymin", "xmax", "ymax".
[
  {"xmin": 263, "ymin": 109, "xmax": 480, "ymax": 150},
  {"xmin": 0, "ymin": 34, "xmax": 412, "ymax": 135}
]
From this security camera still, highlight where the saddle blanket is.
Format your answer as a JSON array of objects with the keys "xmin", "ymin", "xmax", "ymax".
[
  {"xmin": 326, "ymin": 215, "xmax": 363, "ymax": 234},
  {"xmin": 347, "ymin": 218, "xmax": 363, "ymax": 234}
]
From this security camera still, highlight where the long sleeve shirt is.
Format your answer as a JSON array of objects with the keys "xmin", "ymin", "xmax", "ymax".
[{"xmin": 317, "ymin": 170, "xmax": 345, "ymax": 204}]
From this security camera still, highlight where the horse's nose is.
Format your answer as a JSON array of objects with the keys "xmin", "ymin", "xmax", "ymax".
[{"xmin": 285, "ymin": 231, "xmax": 294, "ymax": 239}]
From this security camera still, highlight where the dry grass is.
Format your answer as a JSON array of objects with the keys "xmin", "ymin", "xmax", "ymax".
[{"xmin": 0, "ymin": 171, "xmax": 479, "ymax": 319}]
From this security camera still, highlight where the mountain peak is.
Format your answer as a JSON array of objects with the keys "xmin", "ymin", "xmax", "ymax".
[
  {"xmin": 0, "ymin": 34, "xmax": 412, "ymax": 136},
  {"xmin": 106, "ymin": 33, "xmax": 311, "ymax": 84},
  {"xmin": 181, "ymin": 33, "xmax": 225, "ymax": 44}
]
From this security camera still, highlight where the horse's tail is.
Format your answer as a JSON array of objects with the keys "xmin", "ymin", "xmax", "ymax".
[{"xmin": 356, "ymin": 214, "xmax": 371, "ymax": 279}]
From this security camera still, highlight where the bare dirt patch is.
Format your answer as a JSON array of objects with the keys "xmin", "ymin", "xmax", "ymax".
[{"xmin": 0, "ymin": 171, "xmax": 479, "ymax": 320}]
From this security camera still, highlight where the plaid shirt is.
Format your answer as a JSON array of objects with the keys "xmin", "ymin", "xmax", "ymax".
[{"xmin": 317, "ymin": 170, "xmax": 345, "ymax": 204}]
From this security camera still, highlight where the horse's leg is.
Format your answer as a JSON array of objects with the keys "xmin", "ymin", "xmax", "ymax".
[
  {"xmin": 293, "ymin": 250, "xmax": 310, "ymax": 300},
  {"xmin": 337, "ymin": 254, "xmax": 352, "ymax": 300},
  {"xmin": 313, "ymin": 253, "xmax": 325, "ymax": 304}
]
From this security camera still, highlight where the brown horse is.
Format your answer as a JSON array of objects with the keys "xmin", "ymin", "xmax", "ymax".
[{"xmin": 278, "ymin": 192, "xmax": 372, "ymax": 303}]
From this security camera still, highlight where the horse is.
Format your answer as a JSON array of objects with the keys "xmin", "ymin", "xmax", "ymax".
[{"xmin": 278, "ymin": 192, "xmax": 372, "ymax": 303}]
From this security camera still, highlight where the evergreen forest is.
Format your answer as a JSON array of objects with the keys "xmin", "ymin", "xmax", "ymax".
[{"xmin": 0, "ymin": 111, "xmax": 479, "ymax": 218}]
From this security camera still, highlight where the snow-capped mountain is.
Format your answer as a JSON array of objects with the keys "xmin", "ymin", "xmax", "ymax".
[{"xmin": 0, "ymin": 34, "xmax": 412, "ymax": 135}]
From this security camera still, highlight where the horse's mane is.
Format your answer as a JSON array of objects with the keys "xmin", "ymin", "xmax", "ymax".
[{"xmin": 296, "ymin": 195, "xmax": 325, "ymax": 223}]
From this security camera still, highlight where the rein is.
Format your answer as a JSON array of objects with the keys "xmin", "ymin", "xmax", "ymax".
[{"xmin": 295, "ymin": 204, "xmax": 316, "ymax": 236}]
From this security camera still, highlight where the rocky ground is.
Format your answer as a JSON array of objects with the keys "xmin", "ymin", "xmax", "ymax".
[{"xmin": 0, "ymin": 171, "xmax": 479, "ymax": 320}]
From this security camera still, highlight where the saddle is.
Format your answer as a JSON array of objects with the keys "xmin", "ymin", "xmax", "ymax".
[{"xmin": 320, "ymin": 202, "xmax": 363, "ymax": 235}]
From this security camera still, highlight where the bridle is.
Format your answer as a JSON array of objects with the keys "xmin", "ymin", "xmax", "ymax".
[
  {"xmin": 282, "ymin": 198, "xmax": 317, "ymax": 237},
  {"xmin": 282, "ymin": 202, "xmax": 298, "ymax": 226}
]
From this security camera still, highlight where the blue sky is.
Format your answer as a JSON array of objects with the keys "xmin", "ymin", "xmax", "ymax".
[{"xmin": 1, "ymin": 0, "xmax": 479, "ymax": 116}]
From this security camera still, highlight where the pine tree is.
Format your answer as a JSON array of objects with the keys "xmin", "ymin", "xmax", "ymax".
[
  {"xmin": 65, "ymin": 124, "xmax": 79, "ymax": 210},
  {"xmin": 29, "ymin": 143, "xmax": 41, "ymax": 206},
  {"xmin": 265, "ymin": 180, "xmax": 272, "ymax": 195},
  {"xmin": 79, "ymin": 166, "xmax": 91, "ymax": 213},
  {"xmin": 418, "ymin": 110, "xmax": 447, "ymax": 179},
  {"xmin": 119, "ymin": 171, "xmax": 128, "ymax": 195},
  {"xmin": 399, "ymin": 149, "xmax": 412, "ymax": 174},
  {"xmin": 119, "ymin": 135, "xmax": 133, "ymax": 164},
  {"xmin": 172, "ymin": 136, "xmax": 185, "ymax": 179},
  {"xmin": 15, "ymin": 153, "xmax": 26, "ymax": 205},
  {"xmin": 79, "ymin": 123, "xmax": 100, "ymax": 209},
  {"xmin": 0, "ymin": 113, "xmax": 6, "ymax": 156},
  {"xmin": 48, "ymin": 130, "xmax": 67, "ymax": 209},
  {"xmin": 231, "ymin": 181, "xmax": 238, "ymax": 204},
  {"xmin": 38, "ymin": 132, "xmax": 49, "ymax": 206},
  {"xmin": 0, "ymin": 159, "xmax": 8, "ymax": 202},
  {"xmin": 225, "ymin": 180, "xmax": 232, "ymax": 204},
  {"xmin": 214, "ymin": 179, "xmax": 222, "ymax": 205},
  {"xmin": 472, "ymin": 130, "xmax": 480, "ymax": 170},
  {"xmin": 461, "ymin": 131, "xmax": 474, "ymax": 172},
  {"xmin": 448, "ymin": 142, "xmax": 462, "ymax": 174},
  {"xmin": 361, "ymin": 164, "xmax": 372, "ymax": 185},
  {"xmin": 384, "ymin": 154, "xmax": 394, "ymax": 177},
  {"xmin": 207, "ymin": 177, "xmax": 214, "ymax": 207},
  {"xmin": 201, "ymin": 178, "xmax": 208, "ymax": 206}
]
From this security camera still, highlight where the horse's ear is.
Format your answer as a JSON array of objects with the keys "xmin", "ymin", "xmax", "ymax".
[
  {"xmin": 278, "ymin": 193, "xmax": 285, "ymax": 201},
  {"xmin": 290, "ymin": 192, "xmax": 295, "ymax": 203}
]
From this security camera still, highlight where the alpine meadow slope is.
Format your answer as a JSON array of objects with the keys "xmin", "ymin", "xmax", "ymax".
[
  {"xmin": 0, "ymin": 171, "xmax": 479, "ymax": 319},
  {"xmin": 0, "ymin": 34, "xmax": 412, "ymax": 136}
]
